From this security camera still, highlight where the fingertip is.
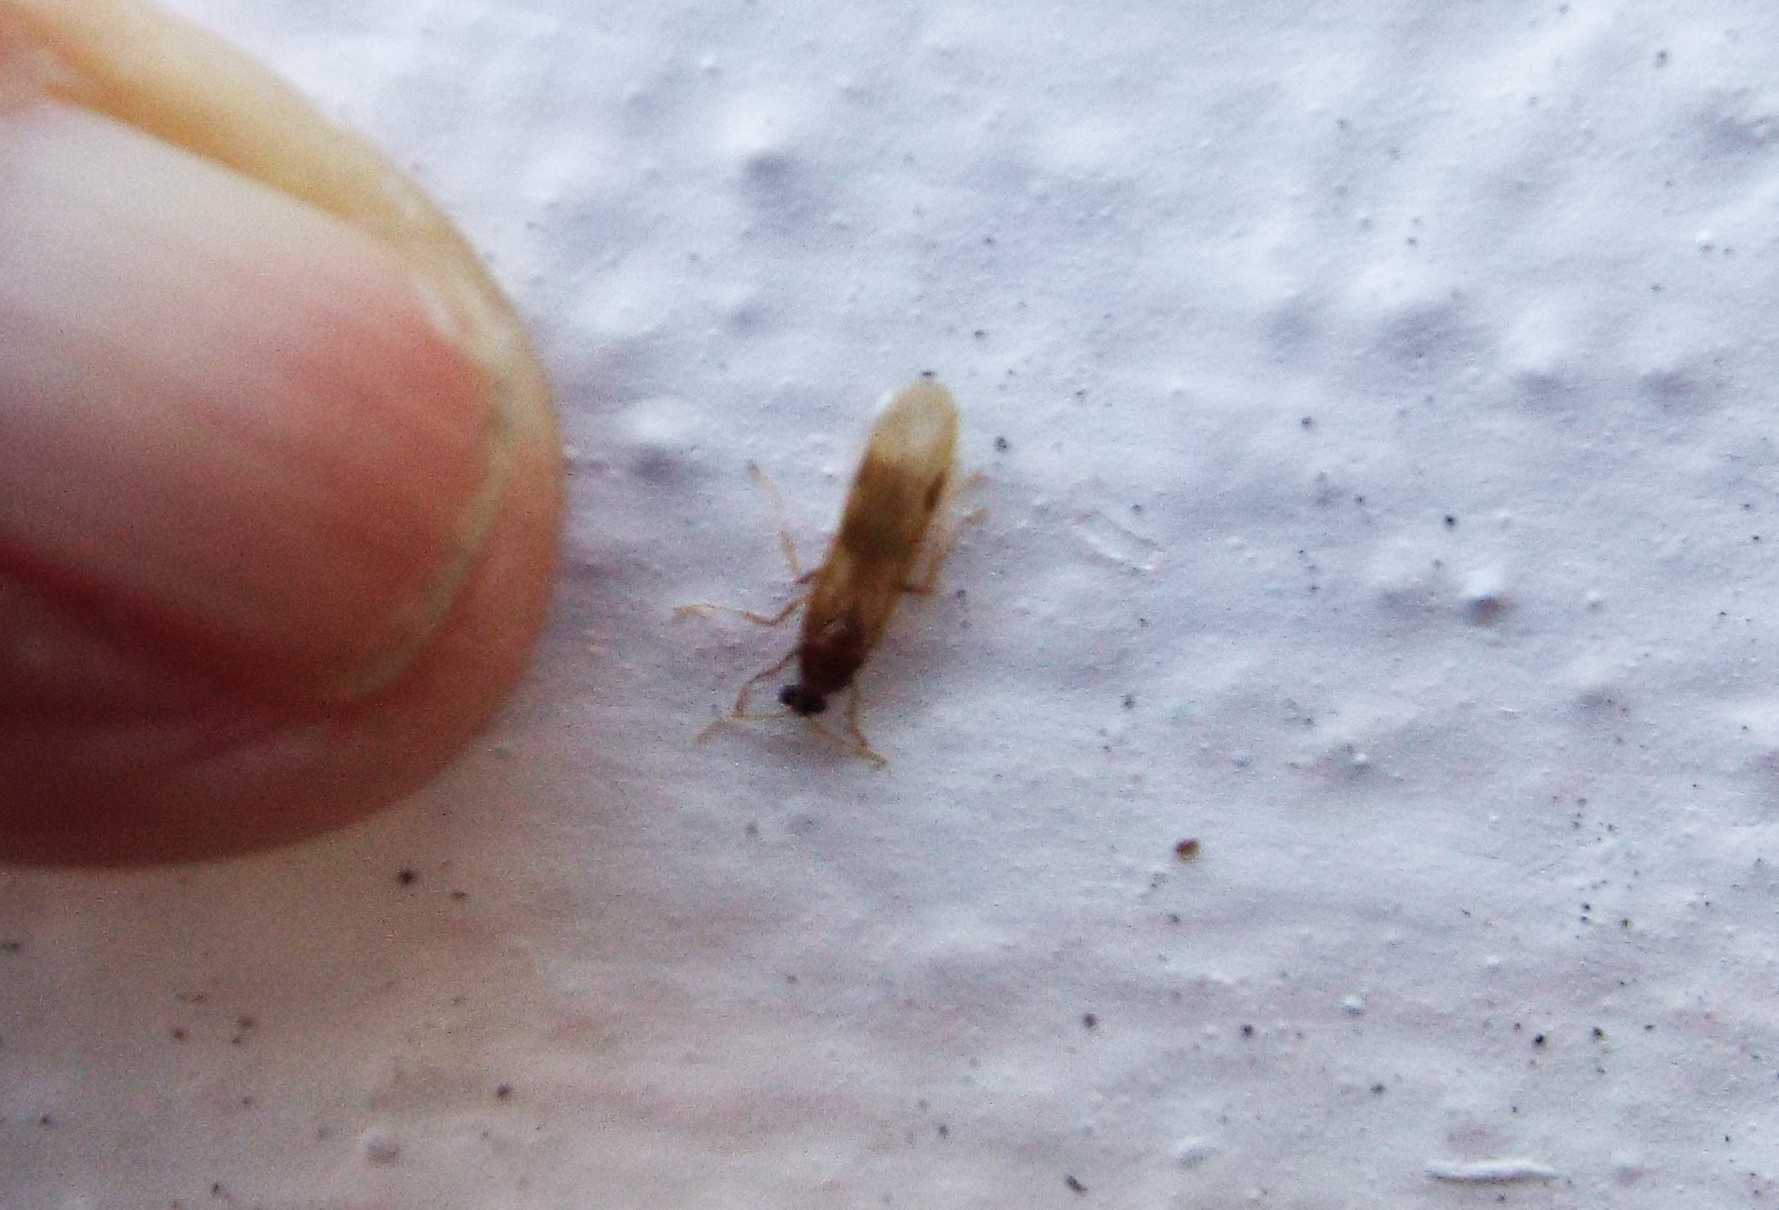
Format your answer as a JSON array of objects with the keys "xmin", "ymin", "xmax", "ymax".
[{"xmin": 0, "ymin": 0, "xmax": 564, "ymax": 864}]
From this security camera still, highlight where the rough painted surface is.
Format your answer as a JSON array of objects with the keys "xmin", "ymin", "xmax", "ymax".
[{"xmin": 5, "ymin": 1, "xmax": 1779, "ymax": 1205}]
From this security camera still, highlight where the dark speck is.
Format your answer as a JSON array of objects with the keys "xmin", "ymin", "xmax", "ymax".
[
  {"xmin": 450, "ymin": 889, "xmax": 469, "ymax": 901},
  {"xmin": 1121, "ymin": 693, "xmax": 1136, "ymax": 710},
  {"xmin": 1300, "ymin": 416, "xmax": 1314, "ymax": 429},
  {"xmin": 1443, "ymin": 514, "xmax": 1457, "ymax": 528},
  {"xmin": 396, "ymin": 868, "xmax": 417, "ymax": 886},
  {"xmin": 1655, "ymin": 48, "xmax": 1669, "ymax": 67},
  {"xmin": 994, "ymin": 435, "xmax": 1010, "ymax": 452},
  {"xmin": 1241, "ymin": 1024, "xmax": 1255, "ymax": 1038},
  {"xmin": 0, "ymin": 940, "xmax": 20, "ymax": 954},
  {"xmin": 1533, "ymin": 1033, "xmax": 1547, "ymax": 1047},
  {"xmin": 1064, "ymin": 1175, "xmax": 1088, "ymax": 1195},
  {"xmin": 170, "ymin": 1027, "xmax": 188, "ymax": 1042},
  {"xmin": 1370, "ymin": 1082, "xmax": 1386, "ymax": 1094},
  {"xmin": 937, "ymin": 1122, "xmax": 950, "ymax": 1138},
  {"xmin": 38, "ymin": 1114, "xmax": 54, "ymax": 1128},
  {"xmin": 1082, "ymin": 1012, "xmax": 1098, "ymax": 1030},
  {"xmin": 496, "ymin": 1083, "xmax": 513, "ymax": 1100},
  {"xmin": 1592, "ymin": 1026, "xmax": 1605, "ymax": 1040},
  {"xmin": 1174, "ymin": 838, "xmax": 1200, "ymax": 861},
  {"xmin": 972, "ymin": 329, "xmax": 987, "ymax": 340}
]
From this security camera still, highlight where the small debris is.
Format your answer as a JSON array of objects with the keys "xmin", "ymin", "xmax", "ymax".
[
  {"xmin": 495, "ymin": 1083, "xmax": 513, "ymax": 1100},
  {"xmin": 1426, "ymin": 1158, "xmax": 1559, "ymax": 1184},
  {"xmin": 1174, "ymin": 1137, "xmax": 1217, "ymax": 1168},
  {"xmin": 361, "ymin": 1129, "xmax": 401, "ymax": 1165},
  {"xmin": 1081, "ymin": 1012, "xmax": 1098, "ymax": 1030},
  {"xmin": 1064, "ymin": 1174, "xmax": 1088, "ymax": 1194},
  {"xmin": 1174, "ymin": 838, "xmax": 1200, "ymax": 861},
  {"xmin": 396, "ymin": 868, "xmax": 418, "ymax": 886},
  {"xmin": 994, "ymin": 436, "xmax": 1010, "ymax": 452}
]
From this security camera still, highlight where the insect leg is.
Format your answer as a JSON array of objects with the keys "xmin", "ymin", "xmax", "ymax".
[
  {"xmin": 695, "ymin": 646, "xmax": 798, "ymax": 743},
  {"xmin": 673, "ymin": 595, "xmax": 806, "ymax": 627},
  {"xmin": 840, "ymin": 686, "xmax": 888, "ymax": 768},
  {"xmin": 905, "ymin": 504, "xmax": 987, "ymax": 595},
  {"xmin": 734, "ymin": 647, "xmax": 796, "ymax": 715},
  {"xmin": 747, "ymin": 461, "xmax": 804, "ymax": 580}
]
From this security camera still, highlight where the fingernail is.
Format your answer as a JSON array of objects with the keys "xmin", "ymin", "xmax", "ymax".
[{"xmin": 0, "ymin": 100, "xmax": 504, "ymax": 704}]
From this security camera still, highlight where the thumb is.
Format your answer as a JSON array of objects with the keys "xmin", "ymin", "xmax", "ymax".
[{"xmin": 0, "ymin": 0, "xmax": 563, "ymax": 863}]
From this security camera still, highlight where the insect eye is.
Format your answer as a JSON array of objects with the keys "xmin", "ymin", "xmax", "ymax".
[{"xmin": 778, "ymin": 684, "xmax": 826, "ymax": 715}]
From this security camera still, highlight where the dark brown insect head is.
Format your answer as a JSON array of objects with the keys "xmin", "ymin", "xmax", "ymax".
[{"xmin": 782, "ymin": 615, "xmax": 870, "ymax": 715}]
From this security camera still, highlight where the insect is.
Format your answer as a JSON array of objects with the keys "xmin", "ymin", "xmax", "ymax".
[{"xmin": 680, "ymin": 378, "xmax": 967, "ymax": 765}]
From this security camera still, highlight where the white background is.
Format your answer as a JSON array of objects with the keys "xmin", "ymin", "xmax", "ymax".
[{"xmin": 5, "ymin": 1, "xmax": 1779, "ymax": 1205}]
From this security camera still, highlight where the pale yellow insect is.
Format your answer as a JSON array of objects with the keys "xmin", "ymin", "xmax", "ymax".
[{"xmin": 681, "ymin": 378, "xmax": 966, "ymax": 765}]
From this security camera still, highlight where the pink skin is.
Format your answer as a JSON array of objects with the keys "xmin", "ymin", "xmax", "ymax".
[{"xmin": 0, "ymin": 33, "xmax": 562, "ymax": 863}]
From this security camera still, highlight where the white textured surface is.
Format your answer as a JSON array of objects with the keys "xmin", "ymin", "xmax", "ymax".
[{"xmin": 6, "ymin": 1, "xmax": 1779, "ymax": 1206}]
